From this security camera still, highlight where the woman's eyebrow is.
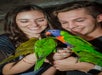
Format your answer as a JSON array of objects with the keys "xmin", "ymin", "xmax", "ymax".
[{"xmin": 35, "ymin": 17, "xmax": 45, "ymax": 20}]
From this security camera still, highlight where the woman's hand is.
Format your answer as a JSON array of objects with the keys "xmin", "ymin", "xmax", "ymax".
[{"xmin": 2, "ymin": 53, "xmax": 37, "ymax": 75}]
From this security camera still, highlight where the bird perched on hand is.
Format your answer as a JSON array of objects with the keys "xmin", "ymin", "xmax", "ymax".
[{"xmin": 46, "ymin": 29, "xmax": 102, "ymax": 66}]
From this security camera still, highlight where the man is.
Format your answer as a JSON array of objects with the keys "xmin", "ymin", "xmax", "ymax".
[{"xmin": 53, "ymin": 1, "xmax": 102, "ymax": 75}]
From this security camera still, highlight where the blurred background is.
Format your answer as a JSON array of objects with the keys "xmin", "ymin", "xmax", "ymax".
[{"xmin": 0, "ymin": 0, "xmax": 102, "ymax": 34}]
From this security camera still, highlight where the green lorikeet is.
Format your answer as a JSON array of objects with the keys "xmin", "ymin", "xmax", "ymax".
[
  {"xmin": 0, "ymin": 38, "xmax": 38, "ymax": 65},
  {"xmin": 34, "ymin": 37, "xmax": 57, "ymax": 71},
  {"xmin": 46, "ymin": 29, "xmax": 102, "ymax": 66}
]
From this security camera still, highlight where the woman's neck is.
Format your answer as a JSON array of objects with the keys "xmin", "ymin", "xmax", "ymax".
[{"xmin": 27, "ymin": 34, "xmax": 41, "ymax": 39}]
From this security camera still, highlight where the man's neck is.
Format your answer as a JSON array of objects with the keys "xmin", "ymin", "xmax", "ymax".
[{"xmin": 81, "ymin": 27, "xmax": 102, "ymax": 41}]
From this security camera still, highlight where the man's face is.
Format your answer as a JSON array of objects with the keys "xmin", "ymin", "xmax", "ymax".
[{"xmin": 57, "ymin": 8, "xmax": 98, "ymax": 36}]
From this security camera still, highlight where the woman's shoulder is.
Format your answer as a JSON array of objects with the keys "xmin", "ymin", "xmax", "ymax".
[
  {"xmin": 0, "ymin": 34, "xmax": 10, "ymax": 44},
  {"xmin": 0, "ymin": 34, "xmax": 15, "ymax": 50},
  {"xmin": 0, "ymin": 34, "xmax": 9, "ymax": 40}
]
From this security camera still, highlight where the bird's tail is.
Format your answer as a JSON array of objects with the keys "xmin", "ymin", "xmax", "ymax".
[{"xmin": 34, "ymin": 57, "xmax": 45, "ymax": 71}]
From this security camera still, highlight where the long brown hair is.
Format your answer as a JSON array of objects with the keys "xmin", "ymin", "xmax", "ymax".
[{"xmin": 4, "ymin": 4, "xmax": 51, "ymax": 47}]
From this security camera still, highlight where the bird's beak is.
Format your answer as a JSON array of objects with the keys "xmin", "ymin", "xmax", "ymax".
[{"xmin": 45, "ymin": 32, "xmax": 51, "ymax": 36}]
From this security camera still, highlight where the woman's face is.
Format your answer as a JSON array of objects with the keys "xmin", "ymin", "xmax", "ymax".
[{"xmin": 16, "ymin": 10, "xmax": 48, "ymax": 38}]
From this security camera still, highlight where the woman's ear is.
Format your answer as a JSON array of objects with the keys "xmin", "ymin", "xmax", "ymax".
[{"xmin": 97, "ymin": 14, "xmax": 102, "ymax": 22}]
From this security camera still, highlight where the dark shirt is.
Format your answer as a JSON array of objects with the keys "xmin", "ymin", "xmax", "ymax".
[
  {"xmin": 89, "ymin": 36, "xmax": 102, "ymax": 53},
  {"xmin": 0, "ymin": 34, "xmax": 54, "ymax": 75},
  {"xmin": 0, "ymin": 34, "xmax": 15, "ymax": 74},
  {"xmin": 0, "ymin": 34, "xmax": 35, "ymax": 75}
]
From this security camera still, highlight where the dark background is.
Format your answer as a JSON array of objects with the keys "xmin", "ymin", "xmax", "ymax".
[{"xmin": 0, "ymin": 0, "xmax": 102, "ymax": 34}]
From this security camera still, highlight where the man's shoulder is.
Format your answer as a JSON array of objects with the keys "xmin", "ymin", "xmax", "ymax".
[{"xmin": 89, "ymin": 36, "xmax": 102, "ymax": 53}]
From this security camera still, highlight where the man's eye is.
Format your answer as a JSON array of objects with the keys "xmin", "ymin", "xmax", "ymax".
[{"xmin": 76, "ymin": 19, "xmax": 85, "ymax": 22}]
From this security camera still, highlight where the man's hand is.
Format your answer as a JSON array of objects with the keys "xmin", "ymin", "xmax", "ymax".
[{"xmin": 53, "ymin": 56, "xmax": 77, "ymax": 71}]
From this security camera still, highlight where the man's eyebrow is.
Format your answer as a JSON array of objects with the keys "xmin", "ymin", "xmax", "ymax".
[
  {"xmin": 73, "ymin": 17, "xmax": 87, "ymax": 20},
  {"xmin": 74, "ymin": 17, "xmax": 86, "ymax": 19}
]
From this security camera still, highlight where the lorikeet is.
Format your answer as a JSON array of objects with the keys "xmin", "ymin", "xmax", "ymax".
[
  {"xmin": 34, "ymin": 37, "xmax": 57, "ymax": 71},
  {"xmin": 0, "ymin": 38, "xmax": 38, "ymax": 65},
  {"xmin": 46, "ymin": 29, "xmax": 102, "ymax": 66}
]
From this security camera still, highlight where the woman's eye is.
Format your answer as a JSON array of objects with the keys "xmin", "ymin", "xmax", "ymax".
[
  {"xmin": 20, "ymin": 20, "xmax": 28, "ymax": 23},
  {"xmin": 36, "ymin": 19, "xmax": 45, "ymax": 22},
  {"xmin": 61, "ymin": 22, "xmax": 68, "ymax": 24}
]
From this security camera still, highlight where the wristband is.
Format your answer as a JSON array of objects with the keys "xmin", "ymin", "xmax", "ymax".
[{"xmin": 88, "ymin": 65, "xmax": 102, "ymax": 74}]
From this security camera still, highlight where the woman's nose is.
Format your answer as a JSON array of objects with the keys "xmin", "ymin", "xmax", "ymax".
[
  {"xmin": 68, "ymin": 22, "xmax": 76, "ymax": 29},
  {"xmin": 31, "ymin": 21, "xmax": 38, "ymax": 27}
]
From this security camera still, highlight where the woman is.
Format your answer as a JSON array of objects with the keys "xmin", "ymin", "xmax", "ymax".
[{"xmin": 0, "ymin": 4, "xmax": 57, "ymax": 75}]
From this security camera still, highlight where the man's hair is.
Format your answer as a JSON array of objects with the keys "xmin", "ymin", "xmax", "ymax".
[{"xmin": 54, "ymin": 1, "xmax": 102, "ymax": 18}]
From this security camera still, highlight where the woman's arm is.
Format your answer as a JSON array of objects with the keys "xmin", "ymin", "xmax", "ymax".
[
  {"xmin": 98, "ymin": 72, "xmax": 102, "ymax": 75},
  {"xmin": 42, "ymin": 66, "xmax": 57, "ymax": 75},
  {"xmin": 2, "ymin": 53, "xmax": 37, "ymax": 75}
]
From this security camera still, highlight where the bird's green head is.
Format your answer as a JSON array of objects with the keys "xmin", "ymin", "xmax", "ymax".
[{"xmin": 61, "ymin": 30, "xmax": 74, "ymax": 38}]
